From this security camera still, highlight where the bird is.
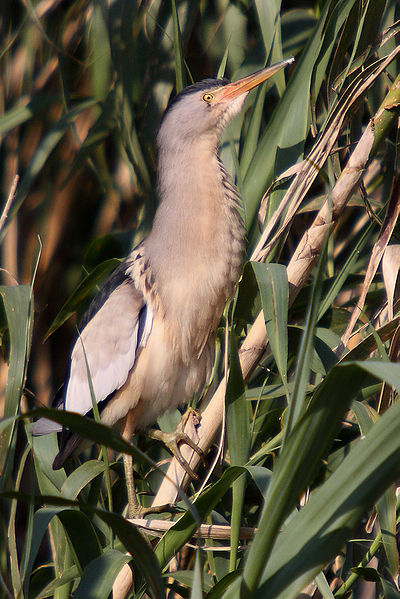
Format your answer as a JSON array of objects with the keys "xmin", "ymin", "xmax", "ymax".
[{"xmin": 33, "ymin": 58, "xmax": 293, "ymax": 518}]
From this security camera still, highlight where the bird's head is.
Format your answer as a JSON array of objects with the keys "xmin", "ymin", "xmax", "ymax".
[{"xmin": 157, "ymin": 58, "xmax": 294, "ymax": 151}]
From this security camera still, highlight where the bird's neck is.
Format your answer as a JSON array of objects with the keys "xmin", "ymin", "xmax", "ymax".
[
  {"xmin": 144, "ymin": 139, "xmax": 244, "ymax": 347},
  {"xmin": 149, "ymin": 138, "xmax": 240, "ymax": 260}
]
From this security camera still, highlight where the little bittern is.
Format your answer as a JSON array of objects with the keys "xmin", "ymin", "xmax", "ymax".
[{"xmin": 34, "ymin": 58, "xmax": 293, "ymax": 517}]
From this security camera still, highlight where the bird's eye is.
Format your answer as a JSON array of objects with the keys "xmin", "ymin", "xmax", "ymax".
[{"xmin": 202, "ymin": 93, "xmax": 214, "ymax": 103}]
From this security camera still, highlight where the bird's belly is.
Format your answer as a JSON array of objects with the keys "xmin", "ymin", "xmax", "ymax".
[{"xmin": 101, "ymin": 315, "xmax": 214, "ymax": 431}]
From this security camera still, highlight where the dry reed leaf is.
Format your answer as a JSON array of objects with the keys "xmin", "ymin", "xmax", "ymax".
[
  {"xmin": 252, "ymin": 46, "xmax": 400, "ymax": 264},
  {"xmin": 341, "ymin": 176, "xmax": 400, "ymax": 349},
  {"xmin": 382, "ymin": 244, "xmax": 400, "ymax": 321},
  {"xmin": 376, "ymin": 325, "xmax": 400, "ymax": 413}
]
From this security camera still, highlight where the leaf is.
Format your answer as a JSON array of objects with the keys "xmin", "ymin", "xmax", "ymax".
[
  {"xmin": 6, "ymin": 494, "xmax": 165, "ymax": 599},
  {"xmin": 285, "ymin": 238, "xmax": 328, "ymax": 440},
  {"xmin": 60, "ymin": 461, "xmax": 109, "ymax": 500},
  {"xmin": 318, "ymin": 217, "xmax": 377, "ymax": 321},
  {"xmin": 226, "ymin": 331, "xmax": 249, "ymax": 569},
  {"xmin": 352, "ymin": 401, "xmax": 398, "ymax": 577},
  {"xmin": 341, "ymin": 317, "xmax": 400, "ymax": 362},
  {"xmin": 240, "ymin": 1, "xmax": 285, "ymax": 175},
  {"xmin": 246, "ymin": 466, "xmax": 272, "ymax": 497},
  {"xmin": 23, "ymin": 506, "xmax": 101, "ymax": 595},
  {"xmin": 341, "ymin": 177, "xmax": 400, "ymax": 348},
  {"xmin": 206, "ymin": 570, "xmax": 242, "ymax": 599},
  {"xmin": 0, "ymin": 95, "xmax": 57, "ymax": 136},
  {"xmin": 74, "ymin": 549, "xmax": 132, "ymax": 599},
  {"xmin": 29, "ymin": 407, "xmax": 162, "ymax": 468},
  {"xmin": 239, "ymin": 361, "xmax": 372, "ymax": 596},
  {"xmin": 171, "ymin": 0, "xmax": 185, "ymax": 92},
  {"xmin": 0, "ymin": 285, "xmax": 32, "ymax": 475},
  {"xmin": 382, "ymin": 245, "xmax": 400, "ymax": 321},
  {"xmin": 190, "ymin": 549, "xmax": 204, "ymax": 599},
  {"xmin": 252, "ymin": 262, "xmax": 289, "ymax": 394},
  {"xmin": 235, "ymin": 361, "xmax": 400, "ymax": 599}
]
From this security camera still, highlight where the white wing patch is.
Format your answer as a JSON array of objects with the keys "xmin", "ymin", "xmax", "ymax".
[{"xmin": 64, "ymin": 279, "xmax": 153, "ymax": 415}]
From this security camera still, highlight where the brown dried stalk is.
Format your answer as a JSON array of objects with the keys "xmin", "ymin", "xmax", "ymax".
[{"xmin": 0, "ymin": 176, "xmax": 19, "ymax": 237}]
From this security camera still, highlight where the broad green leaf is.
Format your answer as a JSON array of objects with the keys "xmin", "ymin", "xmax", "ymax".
[
  {"xmin": 352, "ymin": 401, "xmax": 398, "ymax": 577},
  {"xmin": 168, "ymin": 569, "xmax": 213, "ymax": 593},
  {"xmin": 225, "ymin": 331, "xmax": 249, "ymax": 569},
  {"xmin": 314, "ymin": 571, "xmax": 336, "ymax": 599},
  {"xmin": 248, "ymin": 432, "xmax": 282, "ymax": 467},
  {"xmin": 288, "ymin": 326, "xmax": 338, "ymax": 376},
  {"xmin": 255, "ymin": 0, "xmax": 284, "ymax": 92},
  {"xmin": 0, "ymin": 285, "xmax": 32, "ymax": 474},
  {"xmin": 88, "ymin": 509, "xmax": 165, "ymax": 599},
  {"xmin": 252, "ymin": 262, "xmax": 289, "ymax": 395},
  {"xmin": 171, "ymin": 0, "xmax": 185, "ymax": 92},
  {"xmin": 240, "ymin": 361, "xmax": 371, "ymax": 596},
  {"xmin": 246, "ymin": 466, "xmax": 271, "ymax": 497},
  {"xmin": 285, "ymin": 237, "xmax": 327, "ymax": 440},
  {"xmin": 32, "ymin": 433, "xmax": 66, "ymax": 495},
  {"xmin": 57, "ymin": 509, "xmax": 103, "ymax": 572},
  {"xmin": 234, "ymin": 361, "xmax": 400, "ymax": 598},
  {"xmin": 190, "ymin": 549, "xmax": 204, "ymax": 599},
  {"xmin": 206, "ymin": 570, "xmax": 242, "ymax": 599},
  {"xmin": 317, "ymin": 217, "xmax": 377, "ymax": 321},
  {"xmin": 281, "ymin": 10, "xmax": 316, "ymax": 56},
  {"xmin": 29, "ymin": 407, "xmax": 166, "ymax": 468},
  {"xmin": 30, "ymin": 408, "xmax": 195, "ymax": 517},
  {"xmin": 74, "ymin": 549, "xmax": 132, "ymax": 599},
  {"xmin": 240, "ymin": 0, "xmax": 285, "ymax": 175},
  {"xmin": 34, "ymin": 564, "xmax": 80, "ymax": 598},
  {"xmin": 381, "ymin": 578, "xmax": 400, "ymax": 599},
  {"xmin": 253, "ymin": 382, "xmax": 400, "ymax": 598},
  {"xmin": 8, "ymin": 446, "xmax": 31, "ymax": 598},
  {"xmin": 61, "ymin": 460, "xmax": 109, "ymax": 500},
  {"xmin": 6, "ymin": 494, "xmax": 165, "ymax": 599},
  {"xmin": 23, "ymin": 506, "xmax": 101, "ymax": 596}
]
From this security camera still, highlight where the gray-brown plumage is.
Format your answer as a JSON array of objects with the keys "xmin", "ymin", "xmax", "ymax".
[{"xmin": 33, "ymin": 59, "xmax": 293, "ymax": 517}]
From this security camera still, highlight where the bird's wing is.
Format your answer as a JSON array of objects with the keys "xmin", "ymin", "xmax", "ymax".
[{"xmin": 64, "ymin": 269, "xmax": 152, "ymax": 416}]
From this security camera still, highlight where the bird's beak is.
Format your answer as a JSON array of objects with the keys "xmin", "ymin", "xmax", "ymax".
[{"xmin": 215, "ymin": 58, "xmax": 294, "ymax": 102}]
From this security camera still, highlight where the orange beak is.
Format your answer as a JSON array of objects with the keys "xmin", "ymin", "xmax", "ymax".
[{"xmin": 214, "ymin": 58, "xmax": 294, "ymax": 102}]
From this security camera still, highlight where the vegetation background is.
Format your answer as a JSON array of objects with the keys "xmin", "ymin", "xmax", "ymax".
[{"xmin": 1, "ymin": 0, "xmax": 400, "ymax": 597}]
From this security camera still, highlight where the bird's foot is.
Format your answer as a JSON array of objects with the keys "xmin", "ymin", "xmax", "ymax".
[
  {"xmin": 127, "ymin": 502, "xmax": 179, "ymax": 520},
  {"xmin": 147, "ymin": 407, "xmax": 206, "ymax": 480}
]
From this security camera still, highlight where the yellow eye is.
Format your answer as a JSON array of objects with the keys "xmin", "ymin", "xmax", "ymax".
[{"xmin": 202, "ymin": 93, "xmax": 214, "ymax": 103}]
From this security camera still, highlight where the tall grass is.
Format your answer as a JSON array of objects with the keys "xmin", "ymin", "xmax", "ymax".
[{"xmin": 1, "ymin": 1, "xmax": 400, "ymax": 598}]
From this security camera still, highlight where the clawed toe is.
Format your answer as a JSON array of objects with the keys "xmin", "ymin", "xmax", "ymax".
[
  {"xmin": 146, "ymin": 408, "xmax": 207, "ymax": 479},
  {"xmin": 128, "ymin": 502, "xmax": 179, "ymax": 519}
]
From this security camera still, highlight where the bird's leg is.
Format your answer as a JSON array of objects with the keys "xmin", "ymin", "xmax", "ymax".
[
  {"xmin": 122, "ymin": 453, "xmax": 141, "ymax": 519},
  {"xmin": 121, "ymin": 411, "xmax": 178, "ymax": 519},
  {"xmin": 147, "ymin": 407, "xmax": 207, "ymax": 481}
]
